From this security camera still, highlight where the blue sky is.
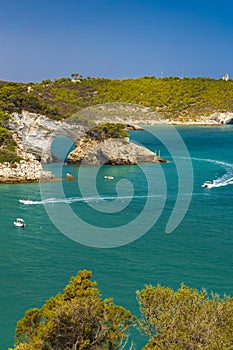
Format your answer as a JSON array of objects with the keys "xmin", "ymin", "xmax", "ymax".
[{"xmin": 0, "ymin": 0, "xmax": 233, "ymax": 82}]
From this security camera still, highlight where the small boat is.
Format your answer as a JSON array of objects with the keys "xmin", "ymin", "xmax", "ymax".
[
  {"xmin": 202, "ymin": 180, "xmax": 212, "ymax": 188},
  {"xmin": 66, "ymin": 173, "xmax": 75, "ymax": 180},
  {"xmin": 14, "ymin": 218, "xmax": 26, "ymax": 227},
  {"xmin": 104, "ymin": 176, "xmax": 114, "ymax": 180},
  {"xmin": 19, "ymin": 199, "xmax": 34, "ymax": 204}
]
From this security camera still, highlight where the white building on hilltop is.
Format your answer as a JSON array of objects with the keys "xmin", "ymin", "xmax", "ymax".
[{"xmin": 222, "ymin": 73, "xmax": 229, "ymax": 81}]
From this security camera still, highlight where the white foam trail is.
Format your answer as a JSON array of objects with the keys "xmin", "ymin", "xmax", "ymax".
[
  {"xmin": 175, "ymin": 156, "xmax": 233, "ymax": 189},
  {"xmin": 191, "ymin": 156, "xmax": 233, "ymax": 169},
  {"xmin": 174, "ymin": 156, "xmax": 232, "ymax": 168},
  {"xmin": 19, "ymin": 193, "xmax": 198, "ymax": 206},
  {"xmin": 207, "ymin": 177, "xmax": 233, "ymax": 188},
  {"xmin": 19, "ymin": 194, "xmax": 161, "ymax": 205},
  {"xmin": 199, "ymin": 158, "xmax": 233, "ymax": 188}
]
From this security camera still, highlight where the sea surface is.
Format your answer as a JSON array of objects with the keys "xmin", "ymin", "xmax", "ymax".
[{"xmin": 1, "ymin": 126, "xmax": 233, "ymax": 349}]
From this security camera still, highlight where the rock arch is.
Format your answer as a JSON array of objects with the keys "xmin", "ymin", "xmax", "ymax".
[{"xmin": 10, "ymin": 111, "xmax": 86, "ymax": 163}]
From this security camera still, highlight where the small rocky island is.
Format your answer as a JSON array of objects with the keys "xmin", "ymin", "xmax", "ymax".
[{"xmin": 68, "ymin": 123, "xmax": 166, "ymax": 165}]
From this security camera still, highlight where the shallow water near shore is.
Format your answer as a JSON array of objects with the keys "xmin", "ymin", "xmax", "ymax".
[{"xmin": 1, "ymin": 126, "xmax": 233, "ymax": 349}]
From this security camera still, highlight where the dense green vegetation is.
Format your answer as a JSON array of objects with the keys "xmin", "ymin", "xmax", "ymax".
[
  {"xmin": 137, "ymin": 283, "xmax": 233, "ymax": 349},
  {"xmin": 1, "ymin": 76, "xmax": 233, "ymax": 122},
  {"xmin": 10, "ymin": 270, "xmax": 134, "ymax": 350},
  {"xmin": 11, "ymin": 270, "xmax": 135, "ymax": 350},
  {"xmin": 10, "ymin": 270, "xmax": 233, "ymax": 350},
  {"xmin": 87, "ymin": 123, "xmax": 129, "ymax": 141},
  {"xmin": 0, "ymin": 110, "xmax": 21, "ymax": 163}
]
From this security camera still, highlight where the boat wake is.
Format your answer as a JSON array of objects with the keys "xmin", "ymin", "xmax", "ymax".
[
  {"xmin": 19, "ymin": 194, "xmax": 158, "ymax": 205},
  {"xmin": 19, "ymin": 193, "xmax": 194, "ymax": 206},
  {"xmin": 172, "ymin": 156, "xmax": 233, "ymax": 189},
  {"xmin": 202, "ymin": 177, "xmax": 233, "ymax": 189},
  {"xmin": 192, "ymin": 157, "xmax": 233, "ymax": 189}
]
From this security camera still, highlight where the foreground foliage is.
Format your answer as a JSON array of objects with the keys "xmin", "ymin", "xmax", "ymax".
[
  {"xmin": 10, "ymin": 271, "xmax": 233, "ymax": 349},
  {"xmin": 11, "ymin": 270, "xmax": 134, "ymax": 350},
  {"xmin": 137, "ymin": 283, "xmax": 233, "ymax": 350}
]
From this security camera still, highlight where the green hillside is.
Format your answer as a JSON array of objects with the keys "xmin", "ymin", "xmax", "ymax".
[{"xmin": 0, "ymin": 76, "xmax": 232, "ymax": 121}]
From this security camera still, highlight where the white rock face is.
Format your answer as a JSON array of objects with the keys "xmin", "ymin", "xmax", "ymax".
[
  {"xmin": 68, "ymin": 137, "xmax": 166, "ymax": 165},
  {"xmin": 0, "ymin": 136, "xmax": 56, "ymax": 183},
  {"xmin": 209, "ymin": 112, "xmax": 233, "ymax": 125},
  {"xmin": 9, "ymin": 111, "xmax": 86, "ymax": 163},
  {"xmin": 1, "ymin": 110, "xmax": 86, "ymax": 183}
]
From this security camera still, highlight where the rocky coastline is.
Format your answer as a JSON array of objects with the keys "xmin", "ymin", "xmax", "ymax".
[
  {"xmin": 100, "ymin": 112, "xmax": 233, "ymax": 126},
  {"xmin": 0, "ymin": 109, "xmax": 232, "ymax": 184},
  {"xmin": 0, "ymin": 147, "xmax": 55, "ymax": 184},
  {"xmin": 0, "ymin": 160, "xmax": 55, "ymax": 184},
  {"xmin": 167, "ymin": 112, "xmax": 233, "ymax": 126}
]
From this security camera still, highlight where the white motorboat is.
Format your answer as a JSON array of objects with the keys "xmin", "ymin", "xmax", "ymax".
[
  {"xmin": 202, "ymin": 180, "xmax": 212, "ymax": 188},
  {"xmin": 104, "ymin": 176, "xmax": 114, "ymax": 180},
  {"xmin": 19, "ymin": 199, "xmax": 34, "ymax": 204},
  {"xmin": 14, "ymin": 218, "xmax": 26, "ymax": 227}
]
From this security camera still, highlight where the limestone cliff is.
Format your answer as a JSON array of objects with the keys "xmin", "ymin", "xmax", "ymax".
[
  {"xmin": 68, "ymin": 136, "xmax": 166, "ymax": 165},
  {"xmin": 208, "ymin": 112, "xmax": 233, "ymax": 125},
  {"xmin": 0, "ymin": 110, "xmax": 85, "ymax": 183},
  {"xmin": 9, "ymin": 111, "xmax": 86, "ymax": 163}
]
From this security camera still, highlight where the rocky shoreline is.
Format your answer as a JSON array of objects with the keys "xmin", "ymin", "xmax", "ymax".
[
  {"xmin": 105, "ymin": 111, "xmax": 233, "ymax": 126},
  {"xmin": 0, "ymin": 109, "xmax": 232, "ymax": 184},
  {"xmin": 0, "ymin": 162, "xmax": 55, "ymax": 184},
  {"xmin": 0, "ymin": 154, "xmax": 55, "ymax": 184}
]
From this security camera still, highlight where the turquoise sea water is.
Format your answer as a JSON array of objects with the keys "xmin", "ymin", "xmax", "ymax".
[{"xmin": 1, "ymin": 126, "xmax": 233, "ymax": 349}]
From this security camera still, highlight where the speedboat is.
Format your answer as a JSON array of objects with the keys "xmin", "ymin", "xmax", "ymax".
[
  {"xmin": 202, "ymin": 180, "xmax": 212, "ymax": 188},
  {"xmin": 14, "ymin": 218, "xmax": 26, "ymax": 227},
  {"xmin": 19, "ymin": 199, "xmax": 34, "ymax": 204},
  {"xmin": 104, "ymin": 176, "xmax": 114, "ymax": 180}
]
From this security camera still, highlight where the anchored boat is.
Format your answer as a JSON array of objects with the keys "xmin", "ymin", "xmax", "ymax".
[{"xmin": 14, "ymin": 218, "xmax": 26, "ymax": 227}]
